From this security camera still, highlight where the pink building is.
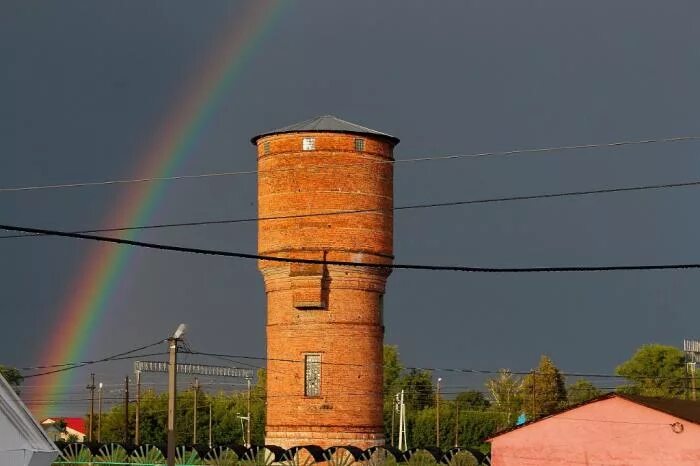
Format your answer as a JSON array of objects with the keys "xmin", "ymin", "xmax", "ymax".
[{"xmin": 488, "ymin": 393, "xmax": 700, "ymax": 465}]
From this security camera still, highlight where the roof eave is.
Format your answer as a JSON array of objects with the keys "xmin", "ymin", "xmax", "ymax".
[{"xmin": 250, "ymin": 129, "xmax": 400, "ymax": 146}]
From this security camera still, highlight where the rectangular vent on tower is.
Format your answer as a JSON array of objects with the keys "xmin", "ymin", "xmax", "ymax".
[
  {"xmin": 302, "ymin": 137, "xmax": 315, "ymax": 151},
  {"xmin": 290, "ymin": 261, "xmax": 326, "ymax": 309}
]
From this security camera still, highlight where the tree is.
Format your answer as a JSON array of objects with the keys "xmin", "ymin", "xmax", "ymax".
[
  {"xmin": 0, "ymin": 366, "xmax": 23, "ymax": 393},
  {"xmin": 398, "ymin": 369, "xmax": 435, "ymax": 411},
  {"xmin": 55, "ymin": 418, "xmax": 68, "ymax": 437},
  {"xmin": 519, "ymin": 355, "xmax": 567, "ymax": 419},
  {"xmin": 96, "ymin": 370, "xmax": 268, "ymax": 446},
  {"xmin": 384, "ymin": 345, "xmax": 403, "ymax": 395},
  {"xmin": 567, "ymin": 379, "xmax": 601, "ymax": 405},
  {"xmin": 616, "ymin": 344, "xmax": 688, "ymax": 398},
  {"xmin": 485, "ymin": 370, "xmax": 521, "ymax": 429},
  {"xmin": 455, "ymin": 390, "xmax": 490, "ymax": 411}
]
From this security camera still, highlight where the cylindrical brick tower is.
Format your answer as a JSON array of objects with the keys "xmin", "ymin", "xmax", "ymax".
[{"xmin": 251, "ymin": 116, "xmax": 399, "ymax": 448}]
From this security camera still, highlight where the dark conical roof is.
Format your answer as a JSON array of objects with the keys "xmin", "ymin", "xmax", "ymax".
[{"xmin": 251, "ymin": 115, "xmax": 399, "ymax": 145}]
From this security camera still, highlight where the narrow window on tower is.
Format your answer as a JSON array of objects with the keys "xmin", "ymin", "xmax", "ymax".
[
  {"xmin": 304, "ymin": 353, "xmax": 321, "ymax": 397},
  {"xmin": 302, "ymin": 137, "xmax": 316, "ymax": 151},
  {"xmin": 354, "ymin": 138, "xmax": 365, "ymax": 152},
  {"xmin": 263, "ymin": 141, "xmax": 271, "ymax": 154}
]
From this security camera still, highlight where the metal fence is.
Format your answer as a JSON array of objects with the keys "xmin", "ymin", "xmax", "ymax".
[{"xmin": 52, "ymin": 443, "xmax": 491, "ymax": 466}]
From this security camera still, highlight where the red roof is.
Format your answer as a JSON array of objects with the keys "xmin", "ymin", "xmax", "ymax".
[
  {"xmin": 63, "ymin": 417, "xmax": 85, "ymax": 434},
  {"xmin": 43, "ymin": 417, "xmax": 86, "ymax": 434}
]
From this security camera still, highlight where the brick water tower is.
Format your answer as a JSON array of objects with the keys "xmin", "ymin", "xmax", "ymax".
[{"xmin": 251, "ymin": 116, "xmax": 399, "ymax": 448}]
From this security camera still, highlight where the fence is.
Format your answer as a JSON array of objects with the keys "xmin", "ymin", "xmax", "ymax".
[{"xmin": 52, "ymin": 443, "xmax": 491, "ymax": 466}]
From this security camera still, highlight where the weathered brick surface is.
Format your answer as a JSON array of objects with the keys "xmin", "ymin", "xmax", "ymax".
[{"xmin": 255, "ymin": 131, "xmax": 396, "ymax": 448}]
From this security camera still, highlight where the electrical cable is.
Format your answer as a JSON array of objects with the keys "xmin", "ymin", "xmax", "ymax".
[
  {"xmin": 2, "ymin": 134, "xmax": 699, "ymax": 193},
  {"xmin": 184, "ymin": 350, "xmax": 698, "ymax": 382},
  {"xmin": 4, "ymin": 177, "xmax": 700, "ymax": 240},
  {"xmin": 22, "ymin": 340, "xmax": 167, "ymax": 379},
  {"xmin": 3, "ymin": 222, "xmax": 700, "ymax": 273},
  {"xmin": 20, "ymin": 341, "xmax": 166, "ymax": 371}
]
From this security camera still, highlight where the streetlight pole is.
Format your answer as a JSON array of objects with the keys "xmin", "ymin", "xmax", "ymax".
[
  {"xmin": 436, "ymin": 377, "xmax": 442, "ymax": 448},
  {"xmin": 135, "ymin": 370, "xmax": 141, "ymax": 445},
  {"xmin": 208, "ymin": 402, "xmax": 213, "ymax": 449},
  {"xmin": 167, "ymin": 324, "xmax": 187, "ymax": 466},
  {"xmin": 246, "ymin": 377, "xmax": 252, "ymax": 447},
  {"xmin": 123, "ymin": 376, "xmax": 129, "ymax": 445},
  {"xmin": 97, "ymin": 382, "xmax": 103, "ymax": 443},
  {"xmin": 454, "ymin": 402, "xmax": 459, "ymax": 448},
  {"xmin": 193, "ymin": 377, "xmax": 199, "ymax": 446}
]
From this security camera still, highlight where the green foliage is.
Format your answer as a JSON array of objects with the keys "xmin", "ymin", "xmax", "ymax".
[
  {"xmin": 97, "ymin": 370, "xmax": 266, "ymax": 446},
  {"xmin": 455, "ymin": 391, "xmax": 490, "ymax": 411},
  {"xmin": 446, "ymin": 451, "xmax": 479, "ymax": 466},
  {"xmin": 519, "ymin": 355, "xmax": 566, "ymax": 419},
  {"xmin": 406, "ymin": 450, "xmax": 438, "ymax": 466},
  {"xmin": 0, "ymin": 365, "xmax": 23, "ymax": 392},
  {"xmin": 408, "ymin": 402, "xmax": 505, "ymax": 449},
  {"xmin": 55, "ymin": 418, "xmax": 68, "ymax": 434},
  {"xmin": 616, "ymin": 344, "xmax": 688, "ymax": 398},
  {"xmin": 398, "ymin": 369, "xmax": 435, "ymax": 411},
  {"xmin": 567, "ymin": 379, "xmax": 601, "ymax": 405},
  {"xmin": 383, "ymin": 345, "xmax": 505, "ymax": 449},
  {"xmin": 384, "ymin": 345, "xmax": 404, "ymax": 395}
]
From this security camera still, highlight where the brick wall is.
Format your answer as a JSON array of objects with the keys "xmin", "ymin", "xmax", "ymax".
[{"xmin": 256, "ymin": 131, "xmax": 396, "ymax": 448}]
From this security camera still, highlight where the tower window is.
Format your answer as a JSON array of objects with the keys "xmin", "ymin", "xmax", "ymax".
[
  {"xmin": 304, "ymin": 353, "xmax": 321, "ymax": 397},
  {"xmin": 302, "ymin": 137, "xmax": 315, "ymax": 151},
  {"xmin": 263, "ymin": 141, "xmax": 271, "ymax": 154},
  {"xmin": 354, "ymin": 138, "xmax": 365, "ymax": 151}
]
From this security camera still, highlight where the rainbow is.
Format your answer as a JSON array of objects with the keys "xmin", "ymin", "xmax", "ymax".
[{"xmin": 30, "ymin": 1, "xmax": 285, "ymax": 417}]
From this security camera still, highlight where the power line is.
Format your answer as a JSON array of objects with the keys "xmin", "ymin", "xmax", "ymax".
[
  {"xmin": 2, "ymin": 134, "xmax": 699, "ymax": 193},
  {"xmin": 21, "ymin": 338, "xmax": 167, "ymax": 378},
  {"xmin": 3, "ymin": 222, "xmax": 700, "ymax": 273},
  {"xmin": 184, "ymin": 351, "xmax": 697, "ymax": 382},
  {"xmin": 4, "ymin": 177, "xmax": 700, "ymax": 240},
  {"xmin": 21, "ymin": 352, "xmax": 167, "ymax": 379}
]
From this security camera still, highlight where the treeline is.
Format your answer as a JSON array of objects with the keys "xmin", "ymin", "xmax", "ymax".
[
  {"xmin": 54, "ymin": 343, "xmax": 697, "ymax": 447},
  {"xmin": 381, "ymin": 343, "xmax": 695, "ymax": 448},
  {"xmin": 96, "ymin": 369, "xmax": 267, "ymax": 445},
  {"xmin": 381, "ymin": 346, "xmax": 593, "ymax": 448}
]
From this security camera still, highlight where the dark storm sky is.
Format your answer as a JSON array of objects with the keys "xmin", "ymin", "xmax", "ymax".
[{"xmin": 2, "ymin": 1, "xmax": 700, "ymax": 410}]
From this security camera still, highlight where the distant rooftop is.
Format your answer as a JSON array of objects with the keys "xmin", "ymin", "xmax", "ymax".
[{"xmin": 251, "ymin": 115, "xmax": 399, "ymax": 145}]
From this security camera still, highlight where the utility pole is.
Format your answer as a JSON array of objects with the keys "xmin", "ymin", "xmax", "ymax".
[
  {"xmin": 168, "ymin": 324, "xmax": 186, "ymax": 466},
  {"xmin": 684, "ymin": 340, "xmax": 700, "ymax": 401},
  {"xmin": 246, "ymin": 377, "xmax": 252, "ymax": 447},
  {"xmin": 87, "ymin": 373, "xmax": 95, "ymax": 442},
  {"xmin": 124, "ymin": 376, "xmax": 130, "ymax": 445},
  {"xmin": 97, "ymin": 382, "xmax": 103, "ymax": 443},
  {"xmin": 391, "ymin": 393, "xmax": 396, "ymax": 447},
  {"xmin": 531, "ymin": 370, "xmax": 536, "ymax": 420},
  {"xmin": 193, "ymin": 377, "xmax": 199, "ymax": 446},
  {"xmin": 435, "ymin": 377, "xmax": 442, "ymax": 448},
  {"xmin": 135, "ymin": 370, "xmax": 141, "ymax": 445},
  {"xmin": 397, "ymin": 389, "xmax": 407, "ymax": 450},
  {"xmin": 689, "ymin": 362, "xmax": 697, "ymax": 401}
]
